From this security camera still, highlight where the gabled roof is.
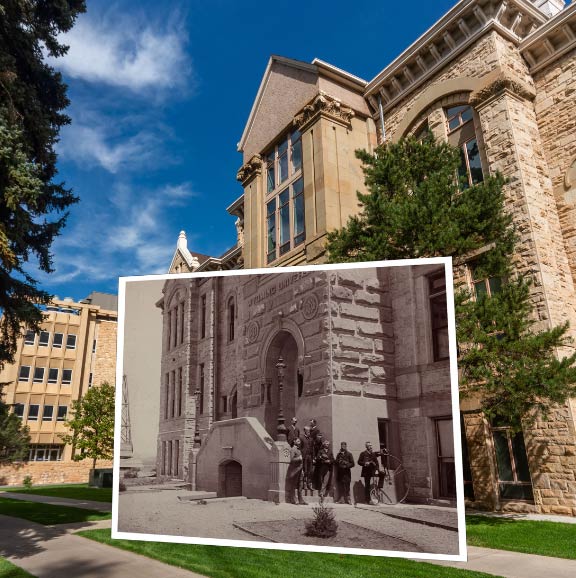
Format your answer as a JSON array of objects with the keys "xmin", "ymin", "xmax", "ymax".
[
  {"xmin": 237, "ymin": 55, "xmax": 366, "ymax": 154},
  {"xmin": 168, "ymin": 231, "xmax": 211, "ymax": 273}
]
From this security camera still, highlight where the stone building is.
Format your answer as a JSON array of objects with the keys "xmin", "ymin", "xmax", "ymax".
[
  {"xmin": 168, "ymin": 0, "xmax": 576, "ymax": 515},
  {"xmin": 0, "ymin": 293, "xmax": 117, "ymax": 485},
  {"xmin": 157, "ymin": 263, "xmax": 457, "ymax": 503}
]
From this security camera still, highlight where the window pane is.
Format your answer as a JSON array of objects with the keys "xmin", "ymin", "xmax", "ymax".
[
  {"xmin": 267, "ymin": 199, "xmax": 276, "ymax": 263},
  {"xmin": 279, "ymin": 189, "xmax": 290, "ymax": 255},
  {"xmin": 43, "ymin": 405, "xmax": 54, "ymax": 420},
  {"xmin": 267, "ymin": 165, "xmax": 275, "ymax": 193},
  {"xmin": 28, "ymin": 405, "xmax": 39, "ymax": 420},
  {"xmin": 53, "ymin": 333, "xmax": 63, "ymax": 348},
  {"xmin": 19, "ymin": 366, "xmax": 30, "ymax": 381},
  {"xmin": 461, "ymin": 106, "xmax": 473, "ymax": 124},
  {"xmin": 448, "ymin": 116, "xmax": 461, "ymax": 131},
  {"xmin": 66, "ymin": 334, "xmax": 77, "ymax": 349},
  {"xmin": 14, "ymin": 404, "xmax": 24, "ymax": 418},
  {"xmin": 57, "ymin": 406, "xmax": 67, "ymax": 421},
  {"xmin": 48, "ymin": 368, "xmax": 59, "ymax": 383},
  {"xmin": 499, "ymin": 483, "xmax": 534, "ymax": 500},
  {"xmin": 436, "ymin": 418, "xmax": 454, "ymax": 458},
  {"xmin": 39, "ymin": 331, "xmax": 50, "ymax": 346},
  {"xmin": 293, "ymin": 182, "xmax": 305, "ymax": 245},
  {"xmin": 62, "ymin": 369, "xmax": 72, "ymax": 384},
  {"xmin": 458, "ymin": 147, "xmax": 470, "ymax": 189},
  {"xmin": 474, "ymin": 280, "xmax": 487, "ymax": 299},
  {"xmin": 291, "ymin": 133, "xmax": 302, "ymax": 173},
  {"xmin": 511, "ymin": 432, "xmax": 532, "ymax": 483},
  {"xmin": 33, "ymin": 367, "xmax": 45, "ymax": 383},
  {"xmin": 489, "ymin": 277, "xmax": 502, "ymax": 295},
  {"xmin": 465, "ymin": 138, "xmax": 483, "ymax": 184},
  {"xmin": 493, "ymin": 430, "xmax": 514, "ymax": 482},
  {"xmin": 24, "ymin": 330, "xmax": 35, "ymax": 345}
]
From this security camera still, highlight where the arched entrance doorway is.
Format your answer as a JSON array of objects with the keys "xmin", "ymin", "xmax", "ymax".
[
  {"xmin": 219, "ymin": 460, "xmax": 242, "ymax": 497},
  {"xmin": 264, "ymin": 331, "xmax": 299, "ymax": 437}
]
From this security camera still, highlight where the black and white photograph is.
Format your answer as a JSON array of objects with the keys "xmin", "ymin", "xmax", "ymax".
[{"xmin": 112, "ymin": 259, "xmax": 466, "ymax": 560}]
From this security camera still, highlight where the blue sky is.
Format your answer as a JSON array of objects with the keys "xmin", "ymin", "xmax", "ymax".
[{"xmin": 38, "ymin": 0, "xmax": 458, "ymax": 301}]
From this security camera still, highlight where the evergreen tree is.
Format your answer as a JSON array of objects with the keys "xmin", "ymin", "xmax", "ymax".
[
  {"xmin": 326, "ymin": 136, "xmax": 576, "ymax": 428},
  {"xmin": 0, "ymin": 1, "xmax": 85, "ymax": 367},
  {"xmin": 0, "ymin": 385, "xmax": 30, "ymax": 462},
  {"xmin": 62, "ymin": 382, "xmax": 115, "ymax": 469}
]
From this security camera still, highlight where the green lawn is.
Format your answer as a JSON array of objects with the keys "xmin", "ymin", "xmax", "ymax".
[
  {"xmin": 4, "ymin": 483, "xmax": 112, "ymax": 503},
  {"xmin": 466, "ymin": 515, "xmax": 576, "ymax": 559},
  {"xmin": 0, "ymin": 497, "xmax": 111, "ymax": 525},
  {"xmin": 78, "ymin": 529, "xmax": 497, "ymax": 578},
  {"xmin": 0, "ymin": 557, "xmax": 35, "ymax": 577}
]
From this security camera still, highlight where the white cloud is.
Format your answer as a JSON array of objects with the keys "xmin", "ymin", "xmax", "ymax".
[
  {"xmin": 59, "ymin": 123, "xmax": 160, "ymax": 173},
  {"xmin": 50, "ymin": 11, "xmax": 192, "ymax": 94}
]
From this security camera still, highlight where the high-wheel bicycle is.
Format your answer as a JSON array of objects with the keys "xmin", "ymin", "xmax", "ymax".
[{"xmin": 369, "ymin": 452, "xmax": 410, "ymax": 505}]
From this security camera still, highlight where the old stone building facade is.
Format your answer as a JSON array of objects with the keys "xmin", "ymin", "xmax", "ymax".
[
  {"xmin": 0, "ymin": 293, "xmax": 117, "ymax": 485},
  {"xmin": 169, "ymin": 0, "xmax": 576, "ymax": 514},
  {"xmin": 157, "ymin": 264, "xmax": 457, "ymax": 503}
]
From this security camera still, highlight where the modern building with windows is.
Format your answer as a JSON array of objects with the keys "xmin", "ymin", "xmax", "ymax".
[
  {"xmin": 0, "ymin": 293, "xmax": 117, "ymax": 485},
  {"xmin": 168, "ymin": 0, "xmax": 576, "ymax": 515}
]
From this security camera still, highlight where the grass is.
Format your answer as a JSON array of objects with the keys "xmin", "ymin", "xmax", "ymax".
[
  {"xmin": 0, "ymin": 497, "xmax": 111, "ymax": 526},
  {"xmin": 466, "ymin": 515, "xmax": 576, "ymax": 560},
  {"xmin": 4, "ymin": 483, "xmax": 112, "ymax": 503},
  {"xmin": 0, "ymin": 557, "xmax": 36, "ymax": 577},
  {"xmin": 78, "ymin": 529, "xmax": 498, "ymax": 578}
]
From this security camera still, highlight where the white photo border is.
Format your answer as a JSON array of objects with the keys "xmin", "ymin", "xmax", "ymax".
[{"xmin": 112, "ymin": 256, "xmax": 467, "ymax": 562}]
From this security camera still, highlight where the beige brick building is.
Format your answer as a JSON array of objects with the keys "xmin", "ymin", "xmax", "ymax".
[
  {"xmin": 0, "ymin": 293, "xmax": 117, "ymax": 485},
  {"xmin": 169, "ymin": 0, "xmax": 576, "ymax": 514}
]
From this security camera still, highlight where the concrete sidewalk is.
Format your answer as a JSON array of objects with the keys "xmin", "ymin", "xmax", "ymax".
[
  {"xmin": 0, "ymin": 515, "xmax": 204, "ymax": 578},
  {"xmin": 0, "ymin": 491, "xmax": 112, "ymax": 512},
  {"xmin": 432, "ymin": 545, "xmax": 576, "ymax": 578}
]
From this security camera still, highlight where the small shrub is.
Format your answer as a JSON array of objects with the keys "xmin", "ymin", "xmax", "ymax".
[
  {"xmin": 23, "ymin": 475, "xmax": 33, "ymax": 489},
  {"xmin": 305, "ymin": 503, "xmax": 338, "ymax": 538}
]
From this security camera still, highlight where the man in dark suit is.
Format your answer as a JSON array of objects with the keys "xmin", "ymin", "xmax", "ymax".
[
  {"xmin": 357, "ymin": 441, "xmax": 381, "ymax": 504},
  {"xmin": 300, "ymin": 426, "xmax": 314, "ymax": 490},
  {"xmin": 335, "ymin": 442, "xmax": 354, "ymax": 504},
  {"xmin": 287, "ymin": 417, "xmax": 300, "ymax": 447}
]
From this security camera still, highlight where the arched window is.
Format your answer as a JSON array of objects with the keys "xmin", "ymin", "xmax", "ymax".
[
  {"xmin": 228, "ymin": 297, "xmax": 235, "ymax": 342},
  {"xmin": 444, "ymin": 105, "xmax": 484, "ymax": 189}
]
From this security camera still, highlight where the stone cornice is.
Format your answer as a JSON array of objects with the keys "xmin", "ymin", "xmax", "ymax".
[
  {"xmin": 469, "ymin": 72, "xmax": 537, "ymax": 107},
  {"xmin": 236, "ymin": 154, "xmax": 262, "ymax": 185},
  {"xmin": 364, "ymin": 0, "xmax": 546, "ymax": 115},
  {"xmin": 520, "ymin": 1, "xmax": 576, "ymax": 73},
  {"xmin": 292, "ymin": 91, "xmax": 355, "ymax": 132}
]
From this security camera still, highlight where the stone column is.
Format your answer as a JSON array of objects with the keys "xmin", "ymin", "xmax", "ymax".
[{"xmin": 268, "ymin": 441, "xmax": 291, "ymax": 503}]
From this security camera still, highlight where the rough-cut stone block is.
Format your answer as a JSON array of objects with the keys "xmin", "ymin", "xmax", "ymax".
[
  {"xmin": 340, "ymin": 363, "xmax": 369, "ymax": 380},
  {"xmin": 339, "ymin": 334, "xmax": 374, "ymax": 351},
  {"xmin": 331, "ymin": 286, "xmax": 353, "ymax": 300}
]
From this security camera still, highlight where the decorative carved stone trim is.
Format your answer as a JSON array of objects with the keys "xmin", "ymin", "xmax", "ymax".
[
  {"xmin": 469, "ymin": 74, "xmax": 536, "ymax": 108},
  {"xmin": 236, "ymin": 154, "xmax": 263, "ymax": 185},
  {"xmin": 293, "ymin": 91, "xmax": 355, "ymax": 132}
]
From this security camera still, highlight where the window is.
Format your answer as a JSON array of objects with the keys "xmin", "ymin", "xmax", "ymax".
[
  {"xmin": 445, "ymin": 105, "xmax": 483, "ymax": 189},
  {"xmin": 92, "ymin": 339, "xmax": 97, "ymax": 353},
  {"xmin": 265, "ymin": 130, "xmax": 305, "ymax": 263},
  {"xmin": 435, "ymin": 417, "xmax": 456, "ymax": 498},
  {"xmin": 179, "ymin": 302, "xmax": 185, "ymax": 344},
  {"xmin": 48, "ymin": 368, "xmax": 59, "ymax": 384},
  {"xmin": 88, "ymin": 372, "xmax": 93, "ymax": 388},
  {"xmin": 28, "ymin": 404, "xmax": 39, "ymax": 421},
  {"xmin": 171, "ymin": 370, "xmax": 176, "ymax": 418},
  {"xmin": 33, "ymin": 367, "xmax": 45, "ymax": 383},
  {"xmin": 178, "ymin": 368, "xmax": 183, "ymax": 417},
  {"xmin": 57, "ymin": 406, "xmax": 67, "ymax": 421},
  {"xmin": 201, "ymin": 295, "xmax": 206, "ymax": 339},
  {"xmin": 429, "ymin": 273, "xmax": 449, "ymax": 361},
  {"xmin": 14, "ymin": 404, "xmax": 24, "ymax": 419},
  {"xmin": 42, "ymin": 405, "xmax": 54, "ymax": 421},
  {"xmin": 470, "ymin": 267, "xmax": 502, "ymax": 301},
  {"xmin": 164, "ymin": 373, "xmax": 169, "ymax": 420},
  {"xmin": 28, "ymin": 444, "xmax": 63, "ymax": 461},
  {"xmin": 66, "ymin": 334, "xmax": 77, "ymax": 349},
  {"xmin": 62, "ymin": 369, "xmax": 72, "ymax": 385},
  {"xmin": 228, "ymin": 299, "xmax": 235, "ymax": 341},
  {"xmin": 199, "ymin": 364, "xmax": 205, "ymax": 414},
  {"xmin": 18, "ymin": 366, "xmax": 31, "ymax": 381},
  {"xmin": 53, "ymin": 333, "xmax": 63, "ymax": 348},
  {"xmin": 24, "ymin": 330, "xmax": 35, "ymax": 345},
  {"xmin": 39, "ymin": 331, "xmax": 50, "ymax": 347},
  {"xmin": 491, "ymin": 424, "xmax": 534, "ymax": 500},
  {"xmin": 461, "ymin": 415, "xmax": 475, "ymax": 500},
  {"xmin": 222, "ymin": 395, "xmax": 228, "ymax": 414}
]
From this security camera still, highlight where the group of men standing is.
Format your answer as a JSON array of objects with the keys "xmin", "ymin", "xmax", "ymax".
[{"xmin": 285, "ymin": 417, "xmax": 387, "ymax": 505}]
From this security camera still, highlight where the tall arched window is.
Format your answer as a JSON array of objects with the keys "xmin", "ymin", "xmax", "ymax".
[{"xmin": 228, "ymin": 297, "xmax": 235, "ymax": 342}]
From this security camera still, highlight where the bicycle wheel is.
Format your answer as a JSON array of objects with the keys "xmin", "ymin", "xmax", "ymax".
[
  {"xmin": 369, "ymin": 482, "xmax": 381, "ymax": 505},
  {"xmin": 379, "ymin": 455, "xmax": 410, "ymax": 504}
]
